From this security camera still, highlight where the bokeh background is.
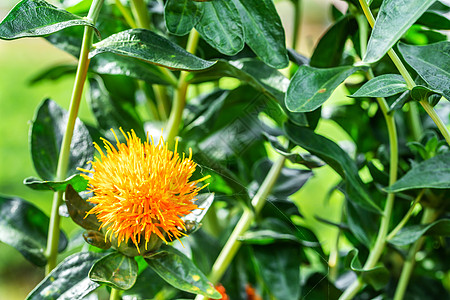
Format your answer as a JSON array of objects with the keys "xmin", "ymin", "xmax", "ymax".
[{"xmin": 0, "ymin": 0, "xmax": 353, "ymax": 298}]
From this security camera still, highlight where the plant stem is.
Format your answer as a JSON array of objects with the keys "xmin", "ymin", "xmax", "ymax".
[
  {"xmin": 110, "ymin": 288, "xmax": 122, "ymax": 300},
  {"xmin": 340, "ymin": 14, "xmax": 399, "ymax": 300},
  {"xmin": 387, "ymin": 189, "xmax": 425, "ymax": 241},
  {"xmin": 165, "ymin": 29, "xmax": 200, "ymax": 144},
  {"xmin": 115, "ymin": 0, "xmax": 137, "ymax": 28},
  {"xmin": 130, "ymin": 0, "xmax": 150, "ymax": 29},
  {"xmin": 292, "ymin": 0, "xmax": 302, "ymax": 50},
  {"xmin": 194, "ymin": 156, "xmax": 286, "ymax": 300},
  {"xmin": 358, "ymin": 0, "xmax": 450, "ymax": 145},
  {"xmin": 45, "ymin": 0, "xmax": 104, "ymax": 274},
  {"xmin": 393, "ymin": 207, "xmax": 438, "ymax": 300}
]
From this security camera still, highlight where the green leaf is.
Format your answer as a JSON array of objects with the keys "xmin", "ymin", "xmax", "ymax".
[
  {"xmin": 253, "ymin": 244, "xmax": 301, "ymax": 300},
  {"xmin": 284, "ymin": 123, "xmax": 381, "ymax": 213},
  {"xmin": 239, "ymin": 229, "xmax": 301, "ymax": 245},
  {"xmin": 364, "ymin": 0, "xmax": 436, "ymax": 63},
  {"xmin": 310, "ymin": 15, "xmax": 356, "ymax": 68},
  {"xmin": 345, "ymin": 249, "xmax": 390, "ymax": 290},
  {"xmin": 0, "ymin": 0, "xmax": 97, "ymax": 40},
  {"xmin": 389, "ymin": 219, "xmax": 450, "ymax": 246},
  {"xmin": 145, "ymin": 246, "xmax": 221, "ymax": 299},
  {"xmin": 122, "ymin": 266, "xmax": 167, "ymax": 299},
  {"xmin": 351, "ymin": 74, "xmax": 408, "ymax": 98},
  {"xmin": 90, "ymin": 252, "xmax": 138, "ymax": 290},
  {"xmin": 165, "ymin": 0, "xmax": 202, "ymax": 36},
  {"xmin": 182, "ymin": 193, "xmax": 215, "ymax": 235},
  {"xmin": 91, "ymin": 53, "xmax": 174, "ymax": 86},
  {"xmin": 27, "ymin": 252, "xmax": 105, "ymax": 299},
  {"xmin": 286, "ymin": 66, "xmax": 364, "ymax": 112},
  {"xmin": 410, "ymin": 85, "xmax": 439, "ymax": 101},
  {"xmin": 83, "ymin": 230, "xmax": 111, "ymax": 249},
  {"xmin": 0, "ymin": 196, "xmax": 67, "ymax": 267},
  {"xmin": 30, "ymin": 99, "xmax": 94, "ymax": 181},
  {"xmin": 90, "ymin": 29, "xmax": 216, "ymax": 71},
  {"xmin": 386, "ymin": 152, "xmax": 450, "ymax": 192},
  {"xmin": 233, "ymin": 0, "xmax": 289, "ymax": 69},
  {"xmin": 195, "ymin": 0, "xmax": 244, "ymax": 56},
  {"xmin": 23, "ymin": 174, "xmax": 88, "ymax": 192},
  {"xmin": 88, "ymin": 76, "xmax": 145, "ymax": 137},
  {"xmin": 65, "ymin": 184, "xmax": 101, "ymax": 231},
  {"xmin": 417, "ymin": 11, "xmax": 450, "ymax": 30},
  {"xmin": 398, "ymin": 42, "xmax": 450, "ymax": 100}
]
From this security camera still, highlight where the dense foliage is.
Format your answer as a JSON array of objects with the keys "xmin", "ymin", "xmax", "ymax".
[{"xmin": 0, "ymin": 0, "xmax": 449, "ymax": 299}]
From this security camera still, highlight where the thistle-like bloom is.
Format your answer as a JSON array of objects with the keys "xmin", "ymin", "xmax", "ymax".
[{"xmin": 79, "ymin": 129, "xmax": 209, "ymax": 252}]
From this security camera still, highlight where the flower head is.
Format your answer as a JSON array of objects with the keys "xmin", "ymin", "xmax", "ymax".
[{"xmin": 79, "ymin": 129, "xmax": 209, "ymax": 253}]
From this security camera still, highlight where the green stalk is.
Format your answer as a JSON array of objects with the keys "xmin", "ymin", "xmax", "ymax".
[
  {"xmin": 339, "ymin": 14, "xmax": 399, "ymax": 300},
  {"xmin": 130, "ymin": 0, "xmax": 150, "ymax": 29},
  {"xmin": 358, "ymin": 0, "xmax": 450, "ymax": 145},
  {"xmin": 165, "ymin": 29, "xmax": 200, "ymax": 144},
  {"xmin": 393, "ymin": 207, "xmax": 438, "ymax": 300},
  {"xmin": 45, "ymin": 0, "xmax": 104, "ymax": 274},
  {"xmin": 292, "ymin": 0, "xmax": 302, "ymax": 50},
  {"xmin": 194, "ymin": 156, "xmax": 287, "ymax": 300},
  {"xmin": 115, "ymin": 0, "xmax": 137, "ymax": 28},
  {"xmin": 387, "ymin": 190, "xmax": 425, "ymax": 241},
  {"xmin": 110, "ymin": 287, "xmax": 122, "ymax": 300}
]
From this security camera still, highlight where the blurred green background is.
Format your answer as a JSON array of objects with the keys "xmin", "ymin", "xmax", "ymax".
[{"xmin": 0, "ymin": 0, "xmax": 349, "ymax": 298}]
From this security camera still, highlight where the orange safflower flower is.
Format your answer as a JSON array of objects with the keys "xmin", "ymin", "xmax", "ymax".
[{"xmin": 79, "ymin": 128, "xmax": 209, "ymax": 252}]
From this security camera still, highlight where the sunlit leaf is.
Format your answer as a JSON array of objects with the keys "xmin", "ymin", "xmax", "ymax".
[
  {"xmin": 351, "ymin": 74, "xmax": 408, "ymax": 98},
  {"xmin": 90, "ymin": 252, "xmax": 138, "ymax": 290},
  {"xmin": 23, "ymin": 174, "xmax": 88, "ymax": 192}
]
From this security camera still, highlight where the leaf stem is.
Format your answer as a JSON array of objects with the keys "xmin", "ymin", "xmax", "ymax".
[
  {"xmin": 387, "ymin": 189, "xmax": 425, "ymax": 241},
  {"xmin": 194, "ymin": 156, "xmax": 286, "ymax": 300},
  {"xmin": 110, "ymin": 287, "xmax": 122, "ymax": 300},
  {"xmin": 45, "ymin": 0, "xmax": 104, "ymax": 274},
  {"xmin": 292, "ymin": 0, "xmax": 302, "ymax": 50},
  {"xmin": 165, "ymin": 29, "xmax": 200, "ymax": 144},
  {"xmin": 340, "ymin": 13, "xmax": 399, "ymax": 300},
  {"xmin": 357, "ymin": 0, "xmax": 450, "ymax": 145},
  {"xmin": 393, "ymin": 207, "xmax": 438, "ymax": 300}
]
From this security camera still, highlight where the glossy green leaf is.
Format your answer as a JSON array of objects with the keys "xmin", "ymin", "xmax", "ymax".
[
  {"xmin": 386, "ymin": 152, "xmax": 450, "ymax": 192},
  {"xmin": 195, "ymin": 0, "xmax": 244, "ymax": 56},
  {"xmin": 23, "ymin": 174, "xmax": 88, "ymax": 192},
  {"xmin": 88, "ymin": 76, "xmax": 145, "ymax": 136},
  {"xmin": 410, "ymin": 85, "xmax": 440, "ymax": 101},
  {"xmin": 65, "ymin": 185, "xmax": 101, "ymax": 231},
  {"xmin": 286, "ymin": 66, "xmax": 364, "ymax": 112},
  {"xmin": 233, "ymin": 0, "xmax": 289, "ymax": 69},
  {"xmin": 364, "ymin": 0, "xmax": 436, "ymax": 63},
  {"xmin": 239, "ymin": 229, "xmax": 301, "ymax": 245},
  {"xmin": 253, "ymin": 244, "xmax": 301, "ymax": 300},
  {"xmin": 30, "ymin": 99, "xmax": 94, "ymax": 181},
  {"xmin": 310, "ymin": 15, "xmax": 356, "ymax": 68},
  {"xmin": 351, "ymin": 74, "xmax": 408, "ymax": 98},
  {"xmin": 389, "ymin": 219, "xmax": 450, "ymax": 246},
  {"xmin": 90, "ymin": 29, "xmax": 216, "ymax": 71},
  {"xmin": 284, "ymin": 123, "xmax": 381, "ymax": 213},
  {"xmin": 145, "ymin": 246, "xmax": 221, "ymax": 299},
  {"xmin": 417, "ymin": 11, "xmax": 450, "ymax": 30},
  {"xmin": 90, "ymin": 252, "xmax": 138, "ymax": 290},
  {"xmin": 398, "ymin": 42, "xmax": 450, "ymax": 100},
  {"xmin": 0, "ymin": 0, "xmax": 97, "ymax": 40},
  {"xmin": 27, "ymin": 252, "xmax": 105, "ymax": 299},
  {"xmin": 0, "ymin": 196, "xmax": 67, "ymax": 267},
  {"xmin": 91, "ymin": 53, "xmax": 173, "ymax": 86},
  {"xmin": 122, "ymin": 266, "xmax": 167, "ymax": 299},
  {"xmin": 345, "ymin": 249, "xmax": 390, "ymax": 290},
  {"xmin": 165, "ymin": 0, "xmax": 202, "ymax": 36}
]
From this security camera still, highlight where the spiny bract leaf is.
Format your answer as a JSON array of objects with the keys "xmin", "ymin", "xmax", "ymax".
[
  {"xmin": 0, "ymin": 196, "xmax": 67, "ymax": 267},
  {"xmin": 345, "ymin": 249, "xmax": 390, "ymax": 290},
  {"xmin": 398, "ymin": 41, "xmax": 450, "ymax": 100},
  {"xmin": 286, "ymin": 65, "xmax": 364, "ymax": 112},
  {"xmin": 195, "ymin": 0, "xmax": 244, "ymax": 56},
  {"xmin": 145, "ymin": 246, "xmax": 221, "ymax": 299},
  {"xmin": 27, "ymin": 252, "xmax": 105, "ymax": 299},
  {"xmin": 23, "ymin": 174, "xmax": 88, "ymax": 192},
  {"xmin": 351, "ymin": 74, "xmax": 408, "ymax": 98},
  {"xmin": 0, "ymin": 0, "xmax": 97, "ymax": 40},
  {"xmin": 233, "ymin": 0, "xmax": 289, "ymax": 69},
  {"xmin": 165, "ymin": 0, "xmax": 202, "ymax": 36},
  {"xmin": 364, "ymin": 0, "xmax": 436, "ymax": 63},
  {"xmin": 89, "ymin": 252, "xmax": 138, "ymax": 290},
  {"xmin": 389, "ymin": 219, "xmax": 450, "ymax": 246},
  {"xmin": 386, "ymin": 152, "xmax": 450, "ymax": 192},
  {"xmin": 30, "ymin": 99, "xmax": 94, "ymax": 181},
  {"xmin": 90, "ymin": 29, "xmax": 216, "ymax": 71}
]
